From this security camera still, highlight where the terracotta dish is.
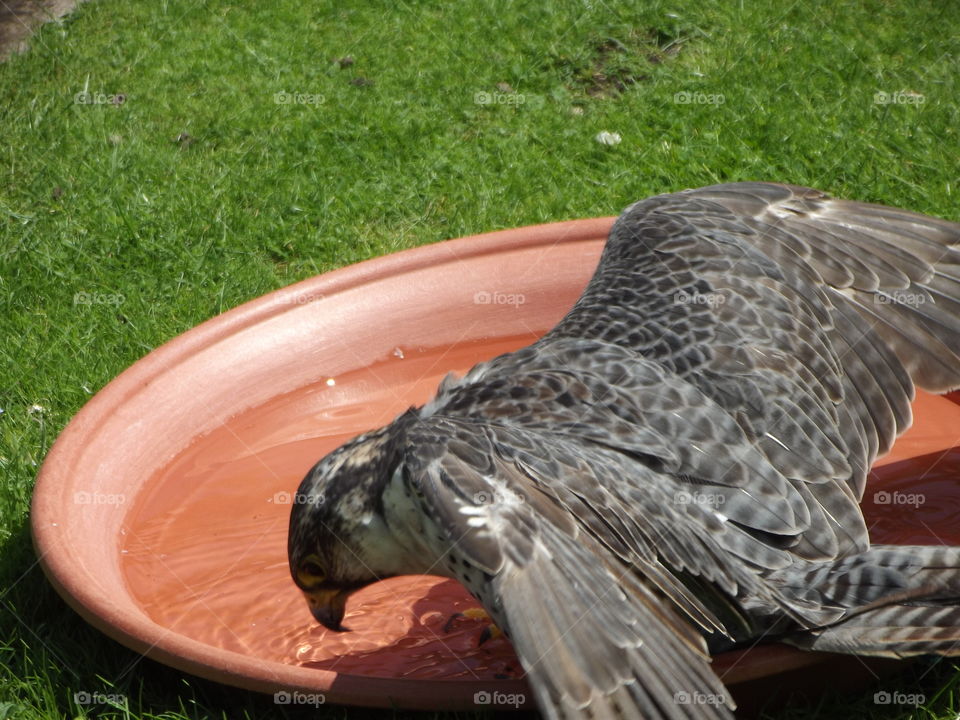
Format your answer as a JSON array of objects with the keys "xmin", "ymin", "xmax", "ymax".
[{"xmin": 32, "ymin": 219, "xmax": 960, "ymax": 710}]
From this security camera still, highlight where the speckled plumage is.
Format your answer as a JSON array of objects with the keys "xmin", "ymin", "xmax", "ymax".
[{"xmin": 289, "ymin": 183, "xmax": 960, "ymax": 720}]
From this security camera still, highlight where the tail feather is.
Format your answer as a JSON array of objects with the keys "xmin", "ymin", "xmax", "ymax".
[
  {"xmin": 773, "ymin": 545, "xmax": 960, "ymax": 656},
  {"xmin": 788, "ymin": 604, "xmax": 960, "ymax": 657}
]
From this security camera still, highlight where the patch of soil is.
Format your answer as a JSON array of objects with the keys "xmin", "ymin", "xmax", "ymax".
[
  {"xmin": 557, "ymin": 28, "xmax": 684, "ymax": 99},
  {"xmin": 0, "ymin": 0, "xmax": 84, "ymax": 61}
]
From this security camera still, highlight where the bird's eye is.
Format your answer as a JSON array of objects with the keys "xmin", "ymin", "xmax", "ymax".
[{"xmin": 297, "ymin": 553, "xmax": 327, "ymax": 588}]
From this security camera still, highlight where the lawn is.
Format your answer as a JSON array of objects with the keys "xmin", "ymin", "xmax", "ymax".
[{"xmin": 2, "ymin": 0, "xmax": 960, "ymax": 717}]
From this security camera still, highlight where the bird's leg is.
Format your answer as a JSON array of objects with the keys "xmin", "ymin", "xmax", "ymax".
[{"xmin": 442, "ymin": 607, "xmax": 504, "ymax": 645}]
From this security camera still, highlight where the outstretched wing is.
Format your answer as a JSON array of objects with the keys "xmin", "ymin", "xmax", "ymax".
[
  {"xmin": 555, "ymin": 181, "xmax": 960, "ymax": 488},
  {"xmin": 430, "ymin": 182, "xmax": 960, "ymax": 566},
  {"xmin": 404, "ymin": 416, "xmax": 748, "ymax": 720}
]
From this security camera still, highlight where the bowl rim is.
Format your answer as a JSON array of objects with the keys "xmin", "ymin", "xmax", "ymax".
[{"xmin": 31, "ymin": 218, "xmax": 611, "ymax": 708}]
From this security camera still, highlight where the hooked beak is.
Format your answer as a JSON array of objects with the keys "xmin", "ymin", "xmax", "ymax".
[{"xmin": 304, "ymin": 588, "xmax": 353, "ymax": 631}]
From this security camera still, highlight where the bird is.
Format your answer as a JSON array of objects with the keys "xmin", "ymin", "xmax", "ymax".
[{"xmin": 287, "ymin": 182, "xmax": 960, "ymax": 719}]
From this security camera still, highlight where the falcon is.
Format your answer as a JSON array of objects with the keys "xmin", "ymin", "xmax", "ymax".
[{"xmin": 288, "ymin": 182, "xmax": 960, "ymax": 719}]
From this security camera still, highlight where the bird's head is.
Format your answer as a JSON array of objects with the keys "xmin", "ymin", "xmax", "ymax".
[{"xmin": 287, "ymin": 409, "xmax": 422, "ymax": 631}]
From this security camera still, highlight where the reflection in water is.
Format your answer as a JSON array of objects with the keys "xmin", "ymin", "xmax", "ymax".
[{"xmin": 121, "ymin": 339, "xmax": 531, "ymax": 680}]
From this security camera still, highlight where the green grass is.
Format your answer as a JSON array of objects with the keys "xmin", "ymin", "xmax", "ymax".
[{"xmin": 2, "ymin": 0, "xmax": 960, "ymax": 717}]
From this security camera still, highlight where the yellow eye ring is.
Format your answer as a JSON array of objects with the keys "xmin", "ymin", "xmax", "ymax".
[{"xmin": 297, "ymin": 553, "xmax": 327, "ymax": 588}]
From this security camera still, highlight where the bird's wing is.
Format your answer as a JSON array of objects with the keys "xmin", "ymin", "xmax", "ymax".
[
  {"xmin": 429, "ymin": 339, "xmax": 823, "ymax": 570},
  {"xmin": 431, "ymin": 182, "xmax": 960, "ymax": 564},
  {"xmin": 404, "ymin": 416, "xmax": 742, "ymax": 720},
  {"xmin": 552, "ymin": 181, "xmax": 960, "ymax": 486}
]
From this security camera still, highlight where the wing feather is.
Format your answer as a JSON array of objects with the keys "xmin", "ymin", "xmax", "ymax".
[{"xmin": 405, "ymin": 421, "xmax": 739, "ymax": 719}]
